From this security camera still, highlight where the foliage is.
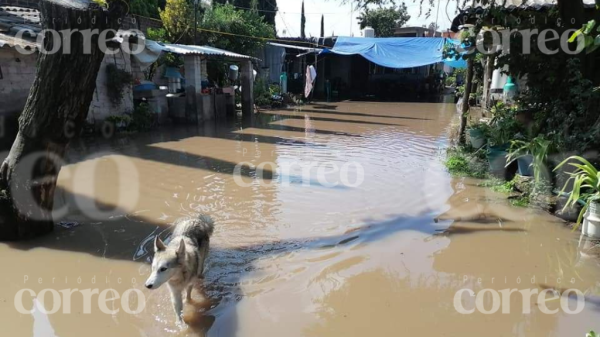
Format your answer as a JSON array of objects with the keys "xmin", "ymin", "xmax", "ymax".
[
  {"xmin": 105, "ymin": 64, "xmax": 133, "ymax": 106},
  {"xmin": 588, "ymin": 331, "xmax": 599, "ymax": 337},
  {"xmin": 212, "ymin": 0, "xmax": 278, "ymax": 26},
  {"xmin": 144, "ymin": 28, "xmax": 183, "ymax": 81},
  {"xmin": 130, "ymin": 0, "xmax": 160, "ymax": 18},
  {"xmin": 197, "ymin": 4, "xmax": 275, "ymax": 56},
  {"xmin": 445, "ymin": 147, "xmax": 489, "ymax": 179},
  {"xmin": 467, "ymin": 121, "xmax": 490, "ymax": 137},
  {"xmin": 105, "ymin": 114, "xmax": 132, "ymax": 130},
  {"xmin": 357, "ymin": 4, "xmax": 411, "ymax": 37},
  {"xmin": 254, "ymin": 77, "xmax": 272, "ymax": 107},
  {"xmin": 568, "ymin": 19, "xmax": 600, "ymax": 54},
  {"xmin": 105, "ymin": 103, "xmax": 156, "ymax": 133},
  {"xmin": 486, "ymin": 103, "xmax": 523, "ymax": 147},
  {"xmin": 555, "ymin": 156, "xmax": 600, "ymax": 228},
  {"xmin": 427, "ymin": 22, "xmax": 439, "ymax": 33},
  {"xmin": 446, "ymin": 68, "xmax": 465, "ymax": 87},
  {"xmin": 159, "ymin": 0, "xmax": 193, "ymax": 43},
  {"xmin": 516, "ymin": 59, "xmax": 600, "ymax": 153},
  {"xmin": 507, "ymin": 136, "xmax": 552, "ymax": 185},
  {"xmin": 130, "ymin": 103, "xmax": 156, "ymax": 131},
  {"xmin": 490, "ymin": 179, "xmax": 515, "ymax": 194}
]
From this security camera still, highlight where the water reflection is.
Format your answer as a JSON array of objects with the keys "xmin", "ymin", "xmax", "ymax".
[{"xmin": 1, "ymin": 102, "xmax": 599, "ymax": 337}]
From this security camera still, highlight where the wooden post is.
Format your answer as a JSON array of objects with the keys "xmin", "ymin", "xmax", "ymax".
[
  {"xmin": 241, "ymin": 60, "xmax": 254, "ymax": 123},
  {"xmin": 459, "ymin": 57, "xmax": 475, "ymax": 145}
]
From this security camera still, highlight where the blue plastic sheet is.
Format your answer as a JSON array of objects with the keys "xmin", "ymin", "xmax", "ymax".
[{"xmin": 323, "ymin": 36, "xmax": 466, "ymax": 69}]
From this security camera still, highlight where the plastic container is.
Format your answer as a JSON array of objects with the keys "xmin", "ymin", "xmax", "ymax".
[
  {"xmin": 468, "ymin": 129, "xmax": 486, "ymax": 149},
  {"xmin": 517, "ymin": 154, "xmax": 533, "ymax": 177}
]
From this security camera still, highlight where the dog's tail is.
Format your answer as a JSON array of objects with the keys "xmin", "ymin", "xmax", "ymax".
[{"xmin": 196, "ymin": 214, "xmax": 215, "ymax": 239}]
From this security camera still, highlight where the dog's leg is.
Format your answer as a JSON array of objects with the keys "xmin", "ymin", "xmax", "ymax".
[
  {"xmin": 197, "ymin": 240, "xmax": 209, "ymax": 279},
  {"xmin": 186, "ymin": 283, "xmax": 194, "ymax": 302},
  {"xmin": 168, "ymin": 283, "xmax": 184, "ymax": 325}
]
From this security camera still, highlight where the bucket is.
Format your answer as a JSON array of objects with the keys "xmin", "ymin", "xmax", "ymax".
[
  {"xmin": 517, "ymin": 154, "xmax": 533, "ymax": 177},
  {"xmin": 582, "ymin": 201, "xmax": 600, "ymax": 239},
  {"xmin": 488, "ymin": 145, "xmax": 509, "ymax": 175},
  {"xmin": 469, "ymin": 129, "xmax": 486, "ymax": 149},
  {"xmin": 228, "ymin": 65, "xmax": 239, "ymax": 82}
]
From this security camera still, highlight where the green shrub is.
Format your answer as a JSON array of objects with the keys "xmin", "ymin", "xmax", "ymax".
[{"xmin": 130, "ymin": 103, "xmax": 155, "ymax": 132}]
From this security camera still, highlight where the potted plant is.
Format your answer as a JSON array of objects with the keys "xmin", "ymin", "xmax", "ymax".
[
  {"xmin": 555, "ymin": 156, "xmax": 600, "ymax": 239},
  {"xmin": 467, "ymin": 122, "xmax": 489, "ymax": 149},
  {"xmin": 506, "ymin": 136, "xmax": 551, "ymax": 179},
  {"xmin": 487, "ymin": 103, "xmax": 522, "ymax": 174}
]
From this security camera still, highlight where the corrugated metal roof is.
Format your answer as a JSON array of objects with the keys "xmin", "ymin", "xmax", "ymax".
[
  {"xmin": 0, "ymin": 6, "xmax": 40, "ymax": 26},
  {"xmin": 0, "ymin": 33, "xmax": 37, "ymax": 49},
  {"xmin": 0, "ymin": 6, "xmax": 39, "ymax": 50},
  {"xmin": 161, "ymin": 43, "xmax": 257, "ymax": 61}
]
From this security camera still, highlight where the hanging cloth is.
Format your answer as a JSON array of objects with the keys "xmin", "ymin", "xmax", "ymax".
[{"xmin": 304, "ymin": 65, "xmax": 317, "ymax": 98}]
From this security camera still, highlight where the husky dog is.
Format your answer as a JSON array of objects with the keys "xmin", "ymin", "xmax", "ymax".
[{"xmin": 145, "ymin": 215, "xmax": 214, "ymax": 324}]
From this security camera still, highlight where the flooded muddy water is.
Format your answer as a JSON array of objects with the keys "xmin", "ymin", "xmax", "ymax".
[{"xmin": 1, "ymin": 101, "xmax": 600, "ymax": 337}]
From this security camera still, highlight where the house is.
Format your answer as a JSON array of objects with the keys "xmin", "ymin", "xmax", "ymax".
[{"xmin": 0, "ymin": 5, "xmax": 139, "ymax": 147}]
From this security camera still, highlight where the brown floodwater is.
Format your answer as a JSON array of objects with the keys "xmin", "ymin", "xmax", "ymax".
[{"xmin": 1, "ymin": 101, "xmax": 600, "ymax": 337}]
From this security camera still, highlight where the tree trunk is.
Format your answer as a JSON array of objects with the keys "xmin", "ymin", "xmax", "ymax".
[
  {"xmin": 481, "ymin": 54, "xmax": 495, "ymax": 113},
  {"xmin": 0, "ymin": 0, "xmax": 127, "ymax": 241},
  {"xmin": 458, "ymin": 58, "xmax": 475, "ymax": 145}
]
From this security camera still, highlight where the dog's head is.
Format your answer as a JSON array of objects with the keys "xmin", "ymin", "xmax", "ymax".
[{"xmin": 145, "ymin": 236, "xmax": 186, "ymax": 290}]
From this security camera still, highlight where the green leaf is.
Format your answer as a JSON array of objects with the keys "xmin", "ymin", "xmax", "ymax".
[
  {"xmin": 586, "ymin": 36, "xmax": 595, "ymax": 48},
  {"xmin": 584, "ymin": 20, "xmax": 597, "ymax": 34},
  {"xmin": 569, "ymin": 29, "xmax": 583, "ymax": 43}
]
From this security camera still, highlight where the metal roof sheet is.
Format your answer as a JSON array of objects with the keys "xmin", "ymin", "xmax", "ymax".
[
  {"xmin": 161, "ymin": 43, "xmax": 257, "ymax": 61},
  {"xmin": 0, "ymin": 33, "xmax": 38, "ymax": 50}
]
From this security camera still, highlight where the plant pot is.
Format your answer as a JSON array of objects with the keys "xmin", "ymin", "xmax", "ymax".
[
  {"xmin": 582, "ymin": 201, "xmax": 600, "ymax": 239},
  {"xmin": 517, "ymin": 154, "xmax": 533, "ymax": 177},
  {"xmin": 468, "ymin": 129, "xmax": 486, "ymax": 149},
  {"xmin": 488, "ymin": 145, "xmax": 509, "ymax": 176}
]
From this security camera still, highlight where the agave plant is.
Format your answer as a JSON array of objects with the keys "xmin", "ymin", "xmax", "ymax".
[{"xmin": 555, "ymin": 156, "xmax": 600, "ymax": 229}]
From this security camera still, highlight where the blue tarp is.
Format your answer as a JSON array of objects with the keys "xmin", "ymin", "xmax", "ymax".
[{"xmin": 323, "ymin": 36, "xmax": 466, "ymax": 69}]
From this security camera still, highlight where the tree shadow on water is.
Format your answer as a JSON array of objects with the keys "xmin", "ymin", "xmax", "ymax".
[{"xmin": 4, "ymin": 187, "xmax": 529, "ymax": 336}]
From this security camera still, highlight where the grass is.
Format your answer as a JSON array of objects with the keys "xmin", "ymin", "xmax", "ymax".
[
  {"xmin": 445, "ymin": 147, "xmax": 488, "ymax": 179},
  {"xmin": 445, "ymin": 146, "xmax": 533, "ymax": 207}
]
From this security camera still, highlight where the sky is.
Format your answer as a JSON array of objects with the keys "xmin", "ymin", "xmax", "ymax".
[{"xmin": 275, "ymin": 0, "xmax": 459, "ymax": 38}]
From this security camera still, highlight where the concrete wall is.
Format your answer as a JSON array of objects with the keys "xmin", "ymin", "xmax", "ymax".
[
  {"xmin": 0, "ymin": 45, "xmax": 134, "ymax": 124},
  {"xmin": 88, "ymin": 49, "xmax": 134, "ymax": 124},
  {"xmin": 0, "ymin": 47, "xmax": 37, "ymax": 116}
]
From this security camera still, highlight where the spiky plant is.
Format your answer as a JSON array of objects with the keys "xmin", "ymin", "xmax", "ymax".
[{"xmin": 555, "ymin": 156, "xmax": 600, "ymax": 229}]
